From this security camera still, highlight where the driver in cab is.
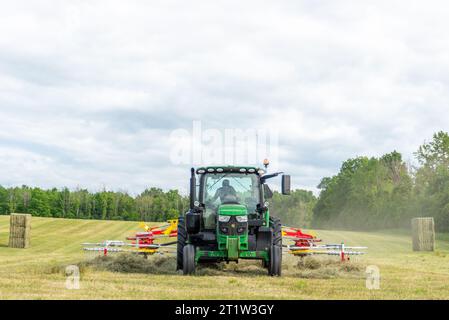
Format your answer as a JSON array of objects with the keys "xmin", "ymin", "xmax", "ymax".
[{"xmin": 211, "ymin": 179, "xmax": 238, "ymax": 203}]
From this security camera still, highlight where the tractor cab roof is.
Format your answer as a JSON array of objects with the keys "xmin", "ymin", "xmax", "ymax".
[{"xmin": 196, "ymin": 166, "xmax": 265, "ymax": 175}]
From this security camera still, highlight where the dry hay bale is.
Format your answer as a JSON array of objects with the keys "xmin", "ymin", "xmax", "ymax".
[
  {"xmin": 8, "ymin": 237, "xmax": 30, "ymax": 249},
  {"xmin": 10, "ymin": 213, "xmax": 32, "ymax": 227},
  {"xmin": 9, "ymin": 226, "xmax": 30, "ymax": 238},
  {"xmin": 412, "ymin": 217, "xmax": 435, "ymax": 252},
  {"xmin": 9, "ymin": 213, "xmax": 31, "ymax": 249}
]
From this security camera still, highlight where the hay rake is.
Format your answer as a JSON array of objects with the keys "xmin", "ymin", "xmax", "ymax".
[
  {"xmin": 82, "ymin": 219, "xmax": 178, "ymax": 257},
  {"xmin": 282, "ymin": 226, "xmax": 367, "ymax": 261}
]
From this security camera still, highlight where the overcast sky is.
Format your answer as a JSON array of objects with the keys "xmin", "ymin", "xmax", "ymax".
[{"xmin": 1, "ymin": 1, "xmax": 448, "ymax": 195}]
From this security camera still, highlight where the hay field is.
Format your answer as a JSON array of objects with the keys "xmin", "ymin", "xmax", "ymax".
[{"xmin": 1, "ymin": 216, "xmax": 449, "ymax": 300}]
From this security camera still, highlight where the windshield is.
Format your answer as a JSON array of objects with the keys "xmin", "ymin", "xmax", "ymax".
[{"xmin": 201, "ymin": 173, "xmax": 260, "ymax": 228}]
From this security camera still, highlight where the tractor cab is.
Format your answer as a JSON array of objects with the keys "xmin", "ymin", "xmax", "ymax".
[
  {"xmin": 198, "ymin": 167, "xmax": 262, "ymax": 230},
  {"xmin": 178, "ymin": 164, "xmax": 291, "ymax": 276}
]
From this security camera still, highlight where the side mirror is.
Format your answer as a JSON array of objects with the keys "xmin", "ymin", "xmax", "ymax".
[
  {"xmin": 282, "ymin": 175, "xmax": 291, "ymax": 195},
  {"xmin": 263, "ymin": 184, "xmax": 273, "ymax": 199}
]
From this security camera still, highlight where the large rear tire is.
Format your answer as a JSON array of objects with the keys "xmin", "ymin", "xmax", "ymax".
[
  {"xmin": 269, "ymin": 244, "xmax": 282, "ymax": 276},
  {"xmin": 177, "ymin": 216, "xmax": 187, "ymax": 271},
  {"xmin": 270, "ymin": 216, "xmax": 282, "ymax": 247},
  {"xmin": 268, "ymin": 216, "xmax": 282, "ymax": 276},
  {"xmin": 183, "ymin": 244, "xmax": 196, "ymax": 275}
]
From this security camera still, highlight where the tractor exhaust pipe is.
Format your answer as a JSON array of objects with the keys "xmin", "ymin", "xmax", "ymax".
[
  {"xmin": 189, "ymin": 167, "xmax": 196, "ymax": 210},
  {"xmin": 187, "ymin": 167, "xmax": 201, "ymax": 234}
]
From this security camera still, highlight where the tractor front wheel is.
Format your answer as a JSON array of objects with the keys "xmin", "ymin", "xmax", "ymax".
[{"xmin": 183, "ymin": 244, "xmax": 196, "ymax": 275}]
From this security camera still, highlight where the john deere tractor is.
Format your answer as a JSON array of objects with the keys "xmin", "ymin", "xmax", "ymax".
[{"xmin": 177, "ymin": 164, "xmax": 291, "ymax": 276}]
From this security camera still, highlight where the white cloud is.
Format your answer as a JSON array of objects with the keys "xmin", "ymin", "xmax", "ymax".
[{"xmin": 0, "ymin": 1, "xmax": 449, "ymax": 194}]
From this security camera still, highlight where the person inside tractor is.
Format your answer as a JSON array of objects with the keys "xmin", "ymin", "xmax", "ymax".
[
  {"xmin": 211, "ymin": 179, "xmax": 238, "ymax": 204},
  {"xmin": 203, "ymin": 174, "xmax": 260, "ymax": 229}
]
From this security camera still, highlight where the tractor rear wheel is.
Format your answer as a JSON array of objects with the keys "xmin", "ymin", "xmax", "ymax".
[
  {"xmin": 268, "ymin": 216, "xmax": 282, "ymax": 276},
  {"xmin": 183, "ymin": 244, "xmax": 196, "ymax": 275},
  {"xmin": 269, "ymin": 244, "xmax": 282, "ymax": 276},
  {"xmin": 270, "ymin": 216, "xmax": 282, "ymax": 247},
  {"xmin": 177, "ymin": 216, "xmax": 187, "ymax": 271}
]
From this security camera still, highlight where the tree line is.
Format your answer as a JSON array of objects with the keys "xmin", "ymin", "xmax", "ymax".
[
  {"xmin": 0, "ymin": 183, "xmax": 317, "ymax": 226},
  {"xmin": 0, "ymin": 186, "xmax": 189, "ymax": 222},
  {"xmin": 313, "ymin": 131, "xmax": 449, "ymax": 232}
]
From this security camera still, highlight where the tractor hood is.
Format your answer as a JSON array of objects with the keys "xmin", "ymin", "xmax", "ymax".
[{"xmin": 218, "ymin": 204, "xmax": 248, "ymax": 216}]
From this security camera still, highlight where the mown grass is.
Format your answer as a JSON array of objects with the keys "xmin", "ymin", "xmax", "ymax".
[{"xmin": 1, "ymin": 216, "xmax": 449, "ymax": 299}]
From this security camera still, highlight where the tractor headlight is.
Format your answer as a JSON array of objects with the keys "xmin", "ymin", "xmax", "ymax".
[
  {"xmin": 218, "ymin": 215, "xmax": 231, "ymax": 223},
  {"xmin": 236, "ymin": 215, "xmax": 248, "ymax": 223}
]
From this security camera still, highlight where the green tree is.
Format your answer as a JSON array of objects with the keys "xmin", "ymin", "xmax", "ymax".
[
  {"xmin": 414, "ymin": 131, "xmax": 449, "ymax": 231},
  {"xmin": 270, "ymin": 190, "xmax": 317, "ymax": 227},
  {"xmin": 313, "ymin": 152, "xmax": 413, "ymax": 230}
]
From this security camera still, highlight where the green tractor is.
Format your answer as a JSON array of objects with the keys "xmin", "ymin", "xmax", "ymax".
[{"xmin": 177, "ymin": 164, "xmax": 291, "ymax": 276}]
